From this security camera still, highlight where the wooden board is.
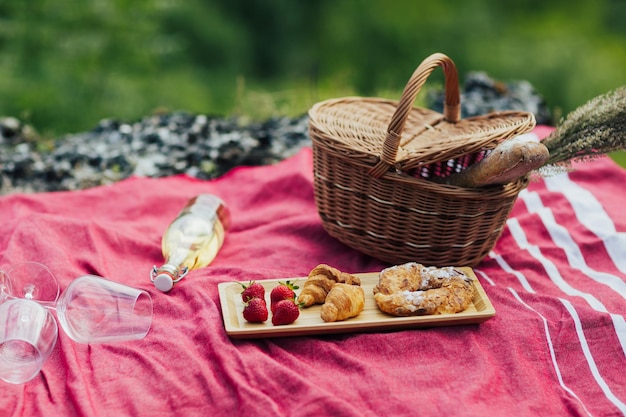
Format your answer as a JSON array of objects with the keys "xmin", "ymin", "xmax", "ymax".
[{"xmin": 218, "ymin": 267, "xmax": 495, "ymax": 339}]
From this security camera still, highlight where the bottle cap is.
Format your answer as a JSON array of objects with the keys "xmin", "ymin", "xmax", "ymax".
[{"xmin": 153, "ymin": 273, "xmax": 174, "ymax": 292}]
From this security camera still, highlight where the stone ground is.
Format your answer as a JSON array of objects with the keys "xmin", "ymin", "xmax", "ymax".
[{"xmin": 0, "ymin": 72, "xmax": 551, "ymax": 195}]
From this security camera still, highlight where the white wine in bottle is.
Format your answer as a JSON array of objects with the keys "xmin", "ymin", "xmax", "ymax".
[{"xmin": 151, "ymin": 194, "xmax": 230, "ymax": 292}]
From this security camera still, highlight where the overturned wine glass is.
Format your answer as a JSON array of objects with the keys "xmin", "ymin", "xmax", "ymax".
[
  {"xmin": 0, "ymin": 262, "xmax": 60, "ymax": 384},
  {"xmin": 0, "ymin": 262, "xmax": 153, "ymax": 384}
]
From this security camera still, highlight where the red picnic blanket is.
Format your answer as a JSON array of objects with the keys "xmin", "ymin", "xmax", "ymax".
[{"xmin": 0, "ymin": 126, "xmax": 625, "ymax": 417}]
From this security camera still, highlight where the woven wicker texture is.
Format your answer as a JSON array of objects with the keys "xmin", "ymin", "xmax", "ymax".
[{"xmin": 309, "ymin": 53, "xmax": 536, "ymax": 266}]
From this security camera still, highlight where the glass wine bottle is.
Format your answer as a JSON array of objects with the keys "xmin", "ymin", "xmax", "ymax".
[{"xmin": 151, "ymin": 194, "xmax": 230, "ymax": 292}]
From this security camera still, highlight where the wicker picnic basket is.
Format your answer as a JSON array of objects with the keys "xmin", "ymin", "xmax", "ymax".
[{"xmin": 308, "ymin": 53, "xmax": 536, "ymax": 266}]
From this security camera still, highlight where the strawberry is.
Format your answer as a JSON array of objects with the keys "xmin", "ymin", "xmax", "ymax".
[
  {"xmin": 270, "ymin": 280, "xmax": 299, "ymax": 311},
  {"xmin": 239, "ymin": 280, "xmax": 265, "ymax": 302},
  {"xmin": 271, "ymin": 299, "xmax": 300, "ymax": 326},
  {"xmin": 243, "ymin": 297, "xmax": 269, "ymax": 323}
]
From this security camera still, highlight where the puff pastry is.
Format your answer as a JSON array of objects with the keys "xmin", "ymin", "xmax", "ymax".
[
  {"xmin": 373, "ymin": 262, "xmax": 475, "ymax": 316},
  {"xmin": 297, "ymin": 264, "xmax": 361, "ymax": 307},
  {"xmin": 320, "ymin": 283, "xmax": 365, "ymax": 322}
]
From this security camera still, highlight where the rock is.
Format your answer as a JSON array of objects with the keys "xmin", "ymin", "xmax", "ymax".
[
  {"xmin": 0, "ymin": 74, "xmax": 550, "ymax": 195},
  {"xmin": 428, "ymin": 71, "xmax": 552, "ymax": 125},
  {"xmin": 0, "ymin": 112, "xmax": 311, "ymax": 195}
]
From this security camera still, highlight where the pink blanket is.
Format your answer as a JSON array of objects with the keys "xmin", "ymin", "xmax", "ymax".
[{"xmin": 1, "ymin": 126, "xmax": 625, "ymax": 417}]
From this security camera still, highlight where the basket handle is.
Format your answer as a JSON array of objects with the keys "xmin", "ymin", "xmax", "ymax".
[{"xmin": 369, "ymin": 53, "xmax": 460, "ymax": 178}]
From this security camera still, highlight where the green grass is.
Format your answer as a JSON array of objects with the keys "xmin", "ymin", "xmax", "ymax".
[
  {"xmin": 2, "ymin": 0, "xmax": 626, "ymax": 139},
  {"xmin": 610, "ymin": 151, "xmax": 626, "ymax": 169}
]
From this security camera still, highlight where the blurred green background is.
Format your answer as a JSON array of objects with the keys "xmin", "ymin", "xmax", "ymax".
[{"xmin": 1, "ymin": 0, "xmax": 625, "ymax": 162}]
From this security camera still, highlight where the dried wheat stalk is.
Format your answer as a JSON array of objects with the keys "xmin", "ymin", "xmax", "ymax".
[{"xmin": 541, "ymin": 86, "xmax": 626, "ymax": 169}]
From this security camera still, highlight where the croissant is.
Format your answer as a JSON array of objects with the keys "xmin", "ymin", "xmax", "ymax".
[
  {"xmin": 297, "ymin": 264, "xmax": 361, "ymax": 307},
  {"xmin": 320, "ymin": 283, "xmax": 365, "ymax": 322}
]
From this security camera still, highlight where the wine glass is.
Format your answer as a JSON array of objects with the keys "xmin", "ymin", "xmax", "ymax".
[
  {"xmin": 0, "ymin": 298, "xmax": 58, "ymax": 384},
  {"xmin": 4, "ymin": 262, "xmax": 60, "ymax": 304},
  {"xmin": 3, "ymin": 264, "xmax": 152, "ymax": 344},
  {"xmin": 54, "ymin": 275, "xmax": 153, "ymax": 344},
  {"xmin": 0, "ymin": 262, "xmax": 60, "ymax": 384},
  {"xmin": 0, "ymin": 264, "xmax": 153, "ymax": 384}
]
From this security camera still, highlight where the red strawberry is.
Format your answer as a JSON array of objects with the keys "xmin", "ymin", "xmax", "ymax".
[
  {"xmin": 270, "ymin": 280, "xmax": 299, "ymax": 311},
  {"xmin": 239, "ymin": 281, "xmax": 265, "ymax": 302},
  {"xmin": 271, "ymin": 299, "xmax": 300, "ymax": 326},
  {"xmin": 243, "ymin": 298, "xmax": 269, "ymax": 323}
]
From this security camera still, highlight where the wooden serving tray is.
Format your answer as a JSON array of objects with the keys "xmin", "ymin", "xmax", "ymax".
[{"xmin": 218, "ymin": 267, "xmax": 495, "ymax": 339}]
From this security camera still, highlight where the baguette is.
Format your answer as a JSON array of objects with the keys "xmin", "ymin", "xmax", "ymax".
[{"xmin": 446, "ymin": 136, "xmax": 549, "ymax": 187}]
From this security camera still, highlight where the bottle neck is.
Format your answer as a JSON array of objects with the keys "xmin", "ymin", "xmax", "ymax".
[
  {"xmin": 151, "ymin": 263, "xmax": 189, "ymax": 293},
  {"xmin": 155, "ymin": 263, "xmax": 177, "ymax": 277}
]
